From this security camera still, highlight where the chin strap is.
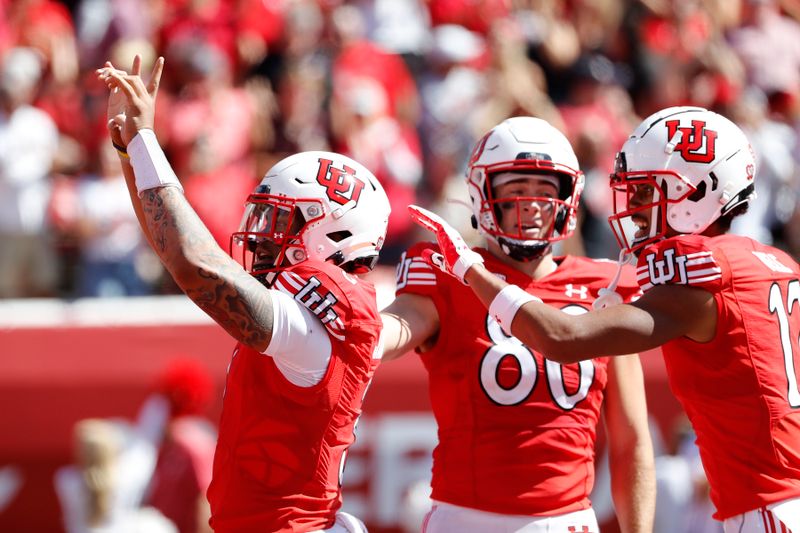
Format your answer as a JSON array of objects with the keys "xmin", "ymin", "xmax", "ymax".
[{"xmin": 593, "ymin": 249, "xmax": 635, "ymax": 310}]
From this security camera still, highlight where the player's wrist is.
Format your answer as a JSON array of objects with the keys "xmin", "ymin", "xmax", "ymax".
[
  {"xmin": 128, "ymin": 129, "xmax": 184, "ymax": 196},
  {"xmin": 453, "ymin": 250, "xmax": 484, "ymax": 284},
  {"xmin": 489, "ymin": 284, "xmax": 542, "ymax": 335},
  {"xmin": 112, "ymin": 140, "xmax": 129, "ymax": 160},
  {"xmin": 462, "ymin": 261, "xmax": 483, "ymax": 284}
]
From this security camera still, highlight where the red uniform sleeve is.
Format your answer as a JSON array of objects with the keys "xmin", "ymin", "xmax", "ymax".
[
  {"xmin": 636, "ymin": 235, "xmax": 724, "ymax": 293},
  {"xmin": 394, "ymin": 241, "xmax": 441, "ymax": 297},
  {"xmin": 272, "ymin": 261, "xmax": 352, "ymax": 341}
]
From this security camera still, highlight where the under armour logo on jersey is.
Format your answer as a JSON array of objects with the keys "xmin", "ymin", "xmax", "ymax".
[
  {"xmin": 665, "ymin": 119, "xmax": 717, "ymax": 164},
  {"xmin": 564, "ymin": 284, "xmax": 588, "ymax": 299},
  {"xmin": 316, "ymin": 158, "xmax": 365, "ymax": 206},
  {"xmin": 645, "ymin": 248, "xmax": 688, "ymax": 286}
]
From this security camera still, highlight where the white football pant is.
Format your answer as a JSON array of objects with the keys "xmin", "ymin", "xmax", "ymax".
[
  {"xmin": 724, "ymin": 497, "xmax": 800, "ymax": 533},
  {"xmin": 422, "ymin": 500, "xmax": 599, "ymax": 533}
]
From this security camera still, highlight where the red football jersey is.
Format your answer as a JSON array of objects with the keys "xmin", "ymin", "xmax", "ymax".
[
  {"xmin": 637, "ymin": 234, "xmax": 800, "ymax": 519},
  {"xmin": 396, "ymin": 243, "xmax": 641, "ymax": 516},
  {"xmin": 207, "ymin": 261, "xmax": 382, "ymax": 532}
]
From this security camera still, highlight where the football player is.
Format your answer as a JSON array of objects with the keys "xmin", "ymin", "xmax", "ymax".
[
  {"xmin": 415, "ymin": 107, "xmax": 800, "ymax": 532},
  {"xmin": 381, "ymin": 116, "xmax": 656, "ymax": 532},
  {"xmin": 97, "ymin": 57, "xmax": 390, "ymax": 532}
]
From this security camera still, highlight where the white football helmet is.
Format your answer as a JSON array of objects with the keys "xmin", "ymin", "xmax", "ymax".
[
  {"xmin": 466, "ymin": 116, "xmax": 585, "ymax": 261},
  {"xmin": 230, "ymin": 151, "xmax": 390, "ymax": 284},
  {"xmin": 608, "ymin": 106, "xmax": 756, "ymax": 254}
]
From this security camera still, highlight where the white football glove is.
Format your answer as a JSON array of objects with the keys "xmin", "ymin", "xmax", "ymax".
[{"xmin": 408, "ymin": 205, "xmax": 484, "ymax": 284}]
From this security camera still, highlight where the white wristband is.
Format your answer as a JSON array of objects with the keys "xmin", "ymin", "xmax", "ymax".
[
  {"xmin": 489, "ymin": 284, "xmax": 542, "ymax": 335},
  {"xmin": 128, "ymin": 129, "xmax": 184, "ymax": 196}
]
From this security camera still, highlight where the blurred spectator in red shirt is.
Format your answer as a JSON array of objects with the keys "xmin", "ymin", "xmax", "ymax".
[
  {"xmin": 330, "ymin": 73, "xmax": 423, "ymax": 263},
  {"xmin": 160, "ymin": 38, "xmax": 260, "ymax": 248},
  {"xmin": 331, "ymin": 4, "xmax": 420, "ymax": 127},
  {"xmin": 147, "ymin": 358, "xmax": 217, "ymax": 533},
  {"xmin": 426, "ymin": 0, "xmax": 509, "ymax": 35},
  {"xmin": 234, "ymin": 0, "xmax": 286, "ymax": 72},
  {"xmin": 4, "ymin": 0, "xmax": 78, "ymax": 84},
  {"xmin": 159, "ymin": 0, "xmax": 236, "ymax": 72}
]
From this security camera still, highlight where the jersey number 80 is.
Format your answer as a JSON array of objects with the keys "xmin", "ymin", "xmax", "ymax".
[{"xmin": 479, "ymin": 304, "xmax": 595, "ymax": 409}]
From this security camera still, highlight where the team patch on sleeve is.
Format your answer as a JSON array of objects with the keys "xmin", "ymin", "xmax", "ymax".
[
  {"xmin": 636, "ymin": 240, "xmax": 722, "ymax": 292},
  {"xmin": 273, "ymin": 269, "xmax": 347, "ymax": 341},
  {"xmin": 395, "ymin": 243, "xmax": 439, "ymax": 293}
]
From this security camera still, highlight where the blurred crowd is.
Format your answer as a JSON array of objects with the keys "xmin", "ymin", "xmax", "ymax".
[
  {"xmin": 54, "ymin": 358, "xmax": 217, "ymax": 533},
  {"xmin": 2, "ymin": 0, "xmax": 800, "ymax": 299}
]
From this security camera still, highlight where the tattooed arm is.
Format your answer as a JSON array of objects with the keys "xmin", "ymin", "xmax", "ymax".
[
  {"xmin": 98, "ymin": 56, "xmax": 274, "ymax": 351},
  {"xmin": 140, "ymin": 187, "xmax": 274, "ymax": 350}
]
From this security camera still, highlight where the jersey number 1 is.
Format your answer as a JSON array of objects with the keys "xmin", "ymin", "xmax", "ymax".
[{"xmin": 768, "ymin": 279, "xmax": 800, "ymax": 408}]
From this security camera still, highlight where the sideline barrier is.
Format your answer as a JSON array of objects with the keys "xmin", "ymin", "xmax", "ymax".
[{"xmin": 0, "ymin": 291, "xmax": 680, "ymax": 532}]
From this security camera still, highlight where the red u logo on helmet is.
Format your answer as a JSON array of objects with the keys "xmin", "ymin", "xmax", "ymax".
[
  {"xmin": 665, "ymin": 119, "xmax": 718, "ymax": 164},
  {"xmin": 316, "ymin": 158, "xmax": 365, "ymax": 206}
]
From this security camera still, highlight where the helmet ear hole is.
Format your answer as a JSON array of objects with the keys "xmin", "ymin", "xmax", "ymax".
[
  {"xmin": 687, "ymin": 181, "xmax": 707, "ymax": 202},
  {"xmin": 327, "ymin": 230, "xmax": 352, "ymax": 242}
]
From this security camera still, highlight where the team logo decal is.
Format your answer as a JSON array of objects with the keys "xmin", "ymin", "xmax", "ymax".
[
  {"xmin": 316, "ymin": 158, "xmax": 365, "ymax": 206},
  {"xmin": 665, "ymin": 119, "xmax": 717, "ymax": 164},
  {"xmin": 746, "ymin": 163, "xmax": 755, "ymax": 181},
  {"xmin": 645, "ymin": 248, "xmax": 688, "ymax": 285},
  {"xmin": 467, "ymin": 131, "xmax": 492, "ymax": 168},
  {"xmin": 294, "ymin": 276, "xmax": 340, "ymax": 325}
]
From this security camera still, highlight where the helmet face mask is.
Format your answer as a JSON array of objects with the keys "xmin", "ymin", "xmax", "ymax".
[
  {"xmin": 231, "ymin": 193, "xmax": 322, "ymax": 284},
  {"xmin": 230, "ymin": 151, "xmax": 391, "ymax": 286},
  {"xmin": 608, "ymin": 169, "xmax": 696, "ymax": 254},
  {"xmin": 608, "ymin": 106, "xmax": 756, "ymax": 255},
  {"xmin": 467, "ymin": 117, "xmax": 585, "ymax": 262}
]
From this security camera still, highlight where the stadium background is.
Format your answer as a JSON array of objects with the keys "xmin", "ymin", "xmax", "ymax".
[{"xmin": 1, "ymin": 0, "xmax": 799, "ymax": 531}]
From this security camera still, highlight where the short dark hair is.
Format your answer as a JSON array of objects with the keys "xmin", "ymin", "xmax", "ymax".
[{"xmin": 713, "ymin": 203, "xmax": 749, "ymax": 233}]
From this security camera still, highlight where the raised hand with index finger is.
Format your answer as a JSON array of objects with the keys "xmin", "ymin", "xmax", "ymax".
[{"xmin": 96, "ymin": 54, "xmax": 165, "ymax": 147}]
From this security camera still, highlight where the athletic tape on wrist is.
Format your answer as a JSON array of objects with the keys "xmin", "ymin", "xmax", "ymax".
[
  {"xmin": 489, "ymin": 284, "xmax": 542, "ymax": 335},
  {"xmin": 128, "ymin": 129, "xmax": 184, "ymax": 196}
]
